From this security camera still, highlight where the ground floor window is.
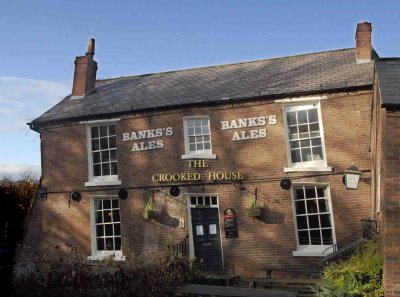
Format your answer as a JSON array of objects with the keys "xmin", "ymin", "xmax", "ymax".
[
  {"xmin": 291, "ymin": 185, "xmax": 336, "ymax": 256},
  {"xmin": 88, "ymin": 196, "xmax": 124, "ymax": 260}
]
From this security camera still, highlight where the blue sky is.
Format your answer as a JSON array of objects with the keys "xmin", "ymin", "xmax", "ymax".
[{"xmin": 0, "ymin": 0, "xmax": 399, "ymax": 179}]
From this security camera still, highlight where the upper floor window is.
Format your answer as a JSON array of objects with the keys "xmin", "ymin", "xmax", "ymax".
[
  {"xmin": 182, "ymin": 116, "xmax": 216, "ymax": 159},
  {"xmin": 284, "ymin": 102, "xmax": 331, "ymax": 172},
  {"xmin": 291, "ymin": 185, "xmax": 336, "ymax": 256},
  {"xmin": 85, "ymin": 121, "xmax": 121, "ymax": 186}
]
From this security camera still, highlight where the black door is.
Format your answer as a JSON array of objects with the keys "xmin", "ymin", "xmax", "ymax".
[{"xmin": 191, "ymin": 208, "xmax": 223, "ymax": 271}]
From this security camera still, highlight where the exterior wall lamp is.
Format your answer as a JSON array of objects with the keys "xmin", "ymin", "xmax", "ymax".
[{"xmin": 343, "ymin": 165, "xmax": 362, "ymax": 189}]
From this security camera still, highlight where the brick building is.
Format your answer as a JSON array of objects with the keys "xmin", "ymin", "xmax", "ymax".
[{"xmin": 23, "ymin": 22, "xmax": 398, "ymax": 293}]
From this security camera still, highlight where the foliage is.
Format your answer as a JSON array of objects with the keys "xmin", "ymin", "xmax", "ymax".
[
  {"xmin": 142, "ymin": 196, "xmax": 155, "ymax": 220},
  {"xmin": 13, "ymin": 251, "xmax": 201, "ymax": 297},
  {"xmin": 319, "ymin": 237, "xmax": 384, "ymax": 297},
  {"xmin": 247, "ymin": 195, "xmax": 262, "ymax": 218}
]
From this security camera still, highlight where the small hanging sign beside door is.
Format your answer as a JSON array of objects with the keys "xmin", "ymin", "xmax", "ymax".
[{"xmin": 224, "ymin": 208, "xmax": 238, "ymax": 238}]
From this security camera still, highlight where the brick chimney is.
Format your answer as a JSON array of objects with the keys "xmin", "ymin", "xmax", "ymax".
[
  {"xmin": 355, "ymin": 22, "xmax": 372, "ymax": 64},
  {"xmin": 71, "ymin": 38, "xmax": 98, "ymax": 99}
]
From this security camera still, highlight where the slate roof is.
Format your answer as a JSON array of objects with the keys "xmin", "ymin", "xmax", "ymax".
[
  {"xmin": 30, "ymin": 48, "xmax": 374, "ymax": 129},
  {"xmin": 376, "ymin": 59, "xmax": 400, "ymax": 107}
]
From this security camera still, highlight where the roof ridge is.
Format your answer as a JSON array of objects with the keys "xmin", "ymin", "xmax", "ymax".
[{"xmin": 97, "ymin": 47, "xmax": 356, "ymax": 82}]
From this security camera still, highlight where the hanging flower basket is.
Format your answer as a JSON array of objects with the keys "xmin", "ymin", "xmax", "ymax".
[
  {"xmin": 142, "ymin": 197, "xmax": 156, "ymax": 220},
  {"xmin": 247, "ymin": 195, "xmax": 262, "ymax": 218}
]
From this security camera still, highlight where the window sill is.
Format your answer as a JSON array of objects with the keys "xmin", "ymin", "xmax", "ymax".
[
  {"xmin": 87, "ymin": 254, "xmax": 126, "ymax": 261},
  {"xmin": 284, "ymin": 166, "xmax": 332, "ymax": 173},
  {"xmin": 181, "ymin": 153, "xmax": 216, "ymax": 160},
  {"xmin": 293, "ymin": 246, "xmax": 334, "ymax": 257},
  {"xmin": 85, "ymin": 180, "xmax": 122, "ymax": 187}
]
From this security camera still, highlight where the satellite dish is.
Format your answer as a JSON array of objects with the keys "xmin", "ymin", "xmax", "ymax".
[
  {"xmin": 118, "ymin": 189, "xmax": 128, "ymax": 200},
  {"xmin": 170, "ymin": 186, "xmax": 180, "ymax": 197},
  {"xmin": 71, "ymin": 192, "xmax": 82, "ymax": 202}
]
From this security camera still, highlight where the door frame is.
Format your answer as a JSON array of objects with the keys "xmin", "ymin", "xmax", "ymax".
[{"xmin": 186, "ymin": 193, "xmax": 224, "ymax": 270}]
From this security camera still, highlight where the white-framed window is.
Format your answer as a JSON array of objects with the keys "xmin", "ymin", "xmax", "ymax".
[
  {"xmin": 182, "ymin": 116, "xmax": 216, "ymax": 159},
  {"xmin": 88, "ymin": 196, "xmax": 125, "ymax": 261},
  {"xmin": 291, "ymin": 184, "xmax": 336, "ymax": 256},
  {"xmin": 85, "ymin": 121, "xmax": 121, "ymax": 186},
  {"xmin": 283, "ymin": 102, "xmax": 331, "ymax": 172}
]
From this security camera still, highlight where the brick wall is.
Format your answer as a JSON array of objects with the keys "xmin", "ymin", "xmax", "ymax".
[
  {"xmin": 383, "ymin": 111, "xmax": 400, "ymax": 296},
  {"xmin": 20, "ymin": 90, "xmax": 374, "ymax": 276}
]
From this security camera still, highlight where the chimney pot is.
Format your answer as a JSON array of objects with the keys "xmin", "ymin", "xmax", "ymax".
[
  {"xmin": 71, "ymin": 39, "xmax": 98, "ymax": 99},
  {"xmin": 355, "ymin": 22, "xmax": 372, "ymax": 63}
]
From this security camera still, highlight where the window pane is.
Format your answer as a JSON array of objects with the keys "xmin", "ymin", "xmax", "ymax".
[
  {"xmin": 297, "ymin": 216, "xmax": 308, "ymax": 229},
  {"xmin": 308, "ymin": 109, "xmax": 318, "ymax": 122},
  {"xmin": 111, "ymin": 162, "xmax": 118, "ymax": 175},
  {"xmin": 196, "ymin": 136, "xmax": 202, "ymax": 142},
  {"xmin": 294, "ymin": 188, "xmax": 304, "ymax": 200},
  {"xmin": 108, "ymin": 125, "xmax": 116, "ymax": 136},
  {"xmin": 97, "ymin": 238, "xmax": 105, "ymax": 251},
  {"xmin": 187, "ymin": 120, "xmax": 194, "ymax": 128},
  {"xmin": 298, "ymin": 231, "xmax": 309, "ymax": 245},
  {"xmin": 114, "ymin": 224, "xmax": 121, "ymax": 236},
  {"xmin": 298, "ymin": 125, "xmax": 309, "ymax": 138},
  {"xmin": 96, "ymin": 225, "xmax": 104, "ymax": 237},
  {"xmin": 105, "ymin": 224, "xmax": 113, "ymax": 236},
  {"xmin": 298, "ymin": 110, "xmax": 307, "ymax": 124},
  {"xmin": 100, "ymin": 138, "xmax": 108, "ymax": 150},
  {"xmin": 93, "ymin": 152, "xmax": 100, "ymax": 164},
  {"xmin": 101, "ymin": 151, "xmax": 110, "ymax": 162},
  {"xmin": 291, "ymin": 149, "xmax": 301, "ymax": 163},
  {"xmin": 288, "ymin": 126, "xmax": 298, "ymax": 140},
  {"xmin": 110, "ymin": 150, "xmax": 117, "ymax": 161},
  {"xmin": 188, "ymin": 136, "xmax": 195, "ymax": 144},
  {"xmin": 188, "ymin": 128, "xmax": 194, "ymax": 135},
  {"xmin": 300, "ymin": 139, "xmax": 311, "ymax": 148},
  {"xmin": 202, "ymin": 127, "xmax": 209, "ymax": 134},
  {"xmin": 198, "ymin": 196, "xmax": 204, "ymax": 205},
  {"xmin": 104, "ymin": 211, "xmax": 112, "ymax": 223},
  {"xmin": 195, "ymin": 127, "xmax": 201, "ymax": 134},
  {"xmin": 105, "ymin": 238, "xmax": 114, "ymax": 250},
  {"xmin": 103, "ymin": 200, "xmax": 111, "ymax": 209},
  {"xmin": 100, "ymin": 126, "xmax": 108, "ymax": 137},
  {"xmin": 312, "ymin": 146, "xmax": 323, "ymax": 160},
  {"xmin": 205, "ymin": 196, "xmax": 210, "ymax": 205},
  {"xmin": 109, "ymin": 136, "xmax": 116, "ymax": 148},
  {"xmin": 113, "ymin": 210, "xmax": 120, "ymax": 222},
  {"xmin": 306, "ymin": 199, "xmax": 318, "ymax": 213},
  {"xmin": 204, "ymin": 135, "xmax": 210, "ymax": 141},
  {"xmin": 308, "ymin": 215, "xmax": 320, "ymax": 228},
  {"xmin": 320, "ymin": 214, "xmax": 332, "ymax": 228},
  {"xmin": 94, "ymin": 164, "xmax": 101, "ymax": 176},
  {"xmin": 311, "ymin": 138, "xmax": 321, "ymax": 146},
  {"xmin": 204, "ymin": 142, "xmax": 211, "ymax": 150},
  {"xmin": 305, "ymin": 187, "xmax": 316, "ymax": 198},
  {"xmin": 115, "ymin": 237, "xmax": 121, "ymax": 250},
  {"xmin": 95, "ymin": 200, "xmax": 102, "ymax": 210},
  {"xmin": 202, "ymin": 119, "xmax": 208, "ymax": 126},
  {"xmin": 310, "ymin": 230, "xmax": 321, "ymax": 245},
  {"xmin": 91, "ymin": 127, "xmax": 99, "ymax": 138},
  {"xmin": 317, "ymin": 188, "xmax": 325, "ymax": 198},
  {"xmin": 196, "ymin": 143, "xmax": 203, "ymax": 150},
  {"xmin": 287, "ymin": 111, "xmax": 297, "ymax": 126},
  {"xmin": 295, "ymin": 201, "xmax": 306, "ymax": 214},
  {"xmin": 290, "ymin": 141, "xmax": 299, "ymax": 149},
  {"xmin": 322, "ymin": 229, "xmax": 333, "ymax": 245},
  {"xmin": 191, "ymin": 196, "xmax": 196, "ymax": 205},
  {"xmin": 112, "ymin": 199, "xmax": 119, "ymax": 208},
  {"xmin": 301, "ymin": 148, "xmax": 312, "ymax": 161},
  {"xmin": 92, "ymin": 139, "xmax": 100, "ymax": 151},
  {"xmin": 102, "ymin": 163, "xmax": 110, "ymax": 176},
  {"xmin": 189, "ymin": 144, "xmax": 196, "ymax": 151},
  {"xmin": 211, "ymin": 196, "xmax": 217, "ymax": 205},
  {"xmin": 95, "ymin": 211, "xmax": 103, "ymax": 224}
]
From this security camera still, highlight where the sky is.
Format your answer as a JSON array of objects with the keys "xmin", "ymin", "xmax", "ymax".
[{"xmin": 0, "ymin": 0, "xmax": 399, "ymax": 179}]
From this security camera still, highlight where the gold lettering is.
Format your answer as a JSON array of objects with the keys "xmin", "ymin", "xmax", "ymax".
[{"xmin": 152, "ymin": 174, "xmax": 159, "ymax": 182}]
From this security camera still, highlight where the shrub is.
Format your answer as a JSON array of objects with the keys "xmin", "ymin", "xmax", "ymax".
[
  {"xmin": 13, "ymin": 252, "xmax": 201, "ymax": 297},
  {"xmin": 319, "ymin": 237, "xmax": 383, "ymax": 297}
]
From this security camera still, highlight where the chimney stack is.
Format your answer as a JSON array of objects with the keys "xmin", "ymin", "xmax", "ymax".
[
  {"xmin": 71, "ymin": 38, "xmax": 98, "ymax": 99},
  {"xmin": 355, "ymin": 22, "xmax": 372, "ymax": 64}
]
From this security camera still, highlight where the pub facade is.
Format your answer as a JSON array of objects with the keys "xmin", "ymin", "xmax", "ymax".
[{"xmin": 24, "ymin": 22, "xmax": 383, "ymax": 277}]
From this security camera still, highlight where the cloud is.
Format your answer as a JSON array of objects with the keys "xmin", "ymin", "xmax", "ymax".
[
  {"xmin": 0, "ymin": 77, "xmax": 70, "ymax": 133},
  {"xmin": 0, "ymin": 163, "xmax": 41, "ymax": 180}
]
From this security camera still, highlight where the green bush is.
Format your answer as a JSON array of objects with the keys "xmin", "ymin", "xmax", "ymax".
[
  {"xmin": 319, "ymin": 237, "xmax": 383, "ymax": 297},
  {"xmin": 13, "ymin": 252, "xmax": 201, "ymax": 297}
]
